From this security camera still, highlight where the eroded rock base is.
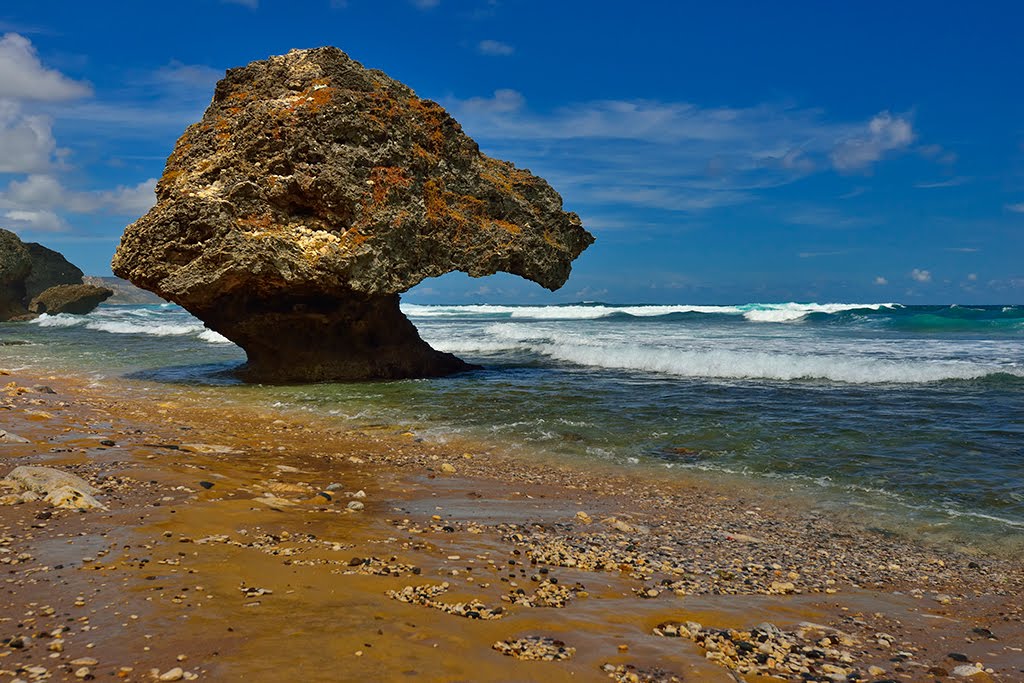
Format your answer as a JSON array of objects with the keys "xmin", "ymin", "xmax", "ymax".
[{"xmin": 198, "ymin": 291, "xmax": 476, "ymax": 383}]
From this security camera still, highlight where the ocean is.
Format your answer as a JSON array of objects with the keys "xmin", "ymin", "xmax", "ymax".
[{"xmin": 3, "ymin": 301, "xmax": 1023, "ymax": 551}]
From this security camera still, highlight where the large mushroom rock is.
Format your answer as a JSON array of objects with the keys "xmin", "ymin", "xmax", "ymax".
[
  {"xmin": 29, "ymin": 283, "xmax": 114, "ymax": 315},
  {"xmin": 112, "ymin": 47, "xmax": 594, "ymax": 382},
  {"xmin": 23, "ymin": 242, "xmax": 85, "ymax": 301},
  {"xmin": 0, "ymin": 228, "xmax": 32, "ymax": 320}
]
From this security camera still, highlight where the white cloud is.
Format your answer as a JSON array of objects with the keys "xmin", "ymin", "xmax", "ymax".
[
  {"xmin": 830, "ymin": 112, "xmax": 914, "ymax": 172},
  {"xmin": 1, "ymin": 173, "xmax": 65, "ymax": 206},
  {"xmin": 967, "ymin": 273, "xmax": 978, "ymax": 281},
  {"xmin": 455, "ymin": 88, "xmax": 525, "ymax": 115},
  {"xmin": 95, "ymin": 178, "xmax": 158, "ymax": 215},
  {"xmin": 478, "ymin": 39, "xmax": 514, "ymax": 56},
  {"xmin": 1005, "ymin": 202, "xmax": 1024, "ymax": 213},
  {"xmin": 411, "ymin": 0, "xmax": 440, "ymax": 8},
  {"xmin": 221, "ymin": 0, "xmax": 259, "ymax": 7},
  {"xmin": 3, "ymin": 208, "xmax": 67, "ymax": 232},
  {"xmin": 0, "ymin": 35, "xmax": 160, "ymax": 239},
  {"xmin": 910, "ymin": 268, "xmax": 932, "ymax": 283},
  {"xmin": 874, "ymin": 276, "xmax": 888, "ymax": 285},
  {"xmin": 0, "ymin": 33, "xmax": 92, "ymax": 101},
  {"xmin": 0, "ymin": 102, "xmax": 61, "ymax": 172},
  {"xmin": 0, "ymin": 174, "xmax": 157, "ymax": 221}
]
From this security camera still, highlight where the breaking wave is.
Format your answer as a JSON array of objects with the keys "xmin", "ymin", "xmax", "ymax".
[
  {"xmin": 30, "ymin": 309, "xmax": 231, "ymax": 344},
  {"xmin": 403, "ymin": 301, "xmax": 898, "ymax": 322},
  {"xmin": 429, "ymin": 326, "xmax": 1023, "ymax": 384}
]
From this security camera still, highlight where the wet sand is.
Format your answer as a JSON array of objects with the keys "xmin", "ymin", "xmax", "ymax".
[{"xmin": 1, "ymin": 368, "xmax": 1022, "ymax": 682}]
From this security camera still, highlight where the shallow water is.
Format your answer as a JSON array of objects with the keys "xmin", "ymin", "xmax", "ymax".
[{"xmin": 3, "ymin": 300, "xmax": 1022, "ymax": 550}]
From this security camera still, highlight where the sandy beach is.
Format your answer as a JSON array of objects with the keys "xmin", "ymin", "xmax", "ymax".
[{"xmin": 0, "ymin": 367, "xmax": 1020, "ymax": 682}]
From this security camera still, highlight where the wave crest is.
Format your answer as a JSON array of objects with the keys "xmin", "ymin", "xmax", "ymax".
[{"xmin": 404, "ymin": 301, "xmax": 898, "ymax": 322}]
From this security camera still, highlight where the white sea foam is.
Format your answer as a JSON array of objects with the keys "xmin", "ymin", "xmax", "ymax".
[
  {"xmin": 545, "ymin": 344, "xmax": 1018, "ymax": 383},
  {"xmin": 86, "ymin": 320, "xmax": 205, "ymax": 336},
  {"xmin": 29, "ymin": 308, "xmax": 233, "ymax": 345},
  {"xmin": 198, "ymin": 329, "xmax": 232, "ymax": 344},
  {"xmin": 740, "ymin": 302, "xmax": 895, "ymax": 322},
  {"xmin": 32, "ymin": 313, "xmax": 86, "ymax": 328},
  {"xmin": 429, "ymin": 323, "xmax": 1021, "ymax": 384}
]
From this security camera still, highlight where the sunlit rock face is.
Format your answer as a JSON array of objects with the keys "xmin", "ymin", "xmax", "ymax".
[{"xmin": 113, "ymin": 47, "xmax": 593, "ymax": 382}]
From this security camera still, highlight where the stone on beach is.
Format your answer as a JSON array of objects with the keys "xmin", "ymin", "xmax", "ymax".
[
  {"xmin": 0, "ymin": 429, "xmax": 30, "ymax": 444},
  {"xmin": 111, "ymin": 47, "xmax": 593, "ymax": 382},
  {"xmin": 1, "ymin": 466, "xmax": 106, "ymax": 510}
]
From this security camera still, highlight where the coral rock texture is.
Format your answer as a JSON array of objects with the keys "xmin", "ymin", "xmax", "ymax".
[{"xmin": 112, "ymin": 47, "xmax": 593, "ymax": 382}]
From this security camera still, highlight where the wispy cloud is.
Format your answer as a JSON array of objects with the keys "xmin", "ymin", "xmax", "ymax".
[
  {"xmin": 874, "ymin": 276, "xmax": 888, "ymax": 285},
  {"xmin": 830, "ymin": 111, "xmax": 914, "ymax": 173},
  {"xmin": 444, "ymin": 90, "xmax": 923, "ymax": 214},
  {"xmin": 39, "ymin": 59, "xmax": 222, "ymax": 139},
  {"xmin": 411, "ymin": 0, "xmax": 440, "ymax": 8},
  {"xmin": 1005, "ymin": 202, "xmax": 1024, "ymax": 213},
  {"xmin": 151, "ymin": 61, "xmax": 223, "ymax": 91},
  {"xmin": 783, "ymin": 205, "xmax": 872, "ymax": 229},
  {"xmin": 918, "ymin": 143, "xmax": 957, "ymax": 165},
  {"xmin": 915, "ymin": 176, "xmax": 970, "ymax": 189},
  {"xmin": 0, "ymin": 21, "xmax": 57, "ymax": 36},
  {"xmin": 798, "ymin": 249, "xmax": 853, "ymax": 258},
  {"xmin": 221, "ymin": 0, "xmax": 259, "ymax": 8},
  {"xmin": 478, "ymin": 39, "xmax": 514, "ymax": 56},
  {"xmin": 945, "ymin": 246, "xmax": 980, "ymax": 253}
]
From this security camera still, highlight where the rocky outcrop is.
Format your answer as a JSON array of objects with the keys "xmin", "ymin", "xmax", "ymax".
[
  {"xmin": 83, "ymin": 276, "xmax": 166, "ymax": 304},
  {"xmin": 23, "ymin": 242, "xmax": 84, "ymax": 300},
  {"xmin": 112, "ymin": 47, "xmax": 594, "ymax": 382},
  {"xmin": 0, "ymin": 228, "xmax": 101, "ymax": 321},
  {"xmin": 0, "ymin": 229, "xmax": 31, "ymax": 319},
  {"xmin": 28, "ymin": 283, "xmax": 113, "ymax": 315}
]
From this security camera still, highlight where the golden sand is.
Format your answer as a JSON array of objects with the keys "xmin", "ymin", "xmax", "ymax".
[{"xmin": 0, "ymin": 369, "xmax": 1020, "ymax": 681}]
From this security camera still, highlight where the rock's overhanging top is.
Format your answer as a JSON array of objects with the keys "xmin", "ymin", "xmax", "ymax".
[{"xmin": 112, "ymin": 47, "xmax": 594, "ymax": 382}]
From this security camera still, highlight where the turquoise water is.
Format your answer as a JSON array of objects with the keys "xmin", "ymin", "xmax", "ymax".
[{"xmin": 3, "ymin": 301, "xmax": 1023, "ymax": 549}]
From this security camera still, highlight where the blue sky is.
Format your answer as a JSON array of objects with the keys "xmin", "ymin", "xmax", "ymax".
[{"xmin": 0, "ymin": 1, "xmax": 1021, "ymax": 304}]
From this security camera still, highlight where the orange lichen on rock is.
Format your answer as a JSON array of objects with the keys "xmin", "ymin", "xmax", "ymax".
[
  {"xmin": 237, "ymin": 214, "xmax": 274, "ymax": 232},
  {"xmin": 490, "ymin": 219, "xmax": 522, "ymax": 234},
  {"xmin": 370, "ymin": 166, "xmax": 412, "ymax": 206}
]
